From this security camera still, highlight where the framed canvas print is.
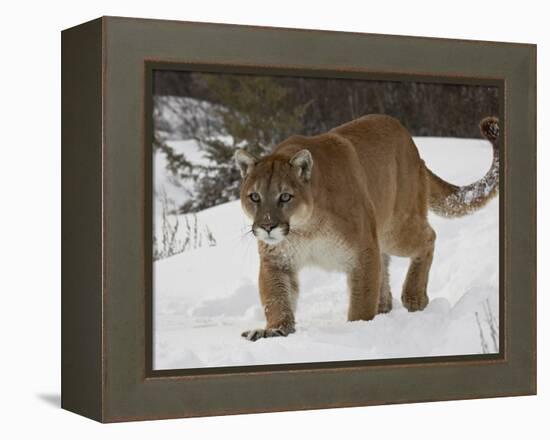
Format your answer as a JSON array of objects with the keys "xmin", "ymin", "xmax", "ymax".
[{"xmin": 61, "ymin": 16, "xmax": 536, "ymax": 422}]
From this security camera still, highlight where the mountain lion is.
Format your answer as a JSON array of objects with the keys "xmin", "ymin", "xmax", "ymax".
[{"xmin": 234, "ymin": 114, "xmax": 499, "ymax": 341}]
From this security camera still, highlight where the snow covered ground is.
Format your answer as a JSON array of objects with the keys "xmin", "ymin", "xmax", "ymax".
[{"xmin": 153, "ymin": 137, "xmax": 499, "ymax": 370}]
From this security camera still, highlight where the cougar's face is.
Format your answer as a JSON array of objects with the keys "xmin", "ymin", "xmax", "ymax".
[{"xmin": 238, "ymin": 154, "xmax": 314, "ymax": 246}]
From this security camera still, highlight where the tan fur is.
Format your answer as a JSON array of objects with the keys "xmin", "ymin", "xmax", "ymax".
[{"xmin": 235, "ymin": 114, "xmax": 499, "ymax": 341}]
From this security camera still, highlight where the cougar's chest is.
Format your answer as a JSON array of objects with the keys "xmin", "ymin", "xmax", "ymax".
[{"xmin": 291, "ymin": 231, "xmax": 355, "ymax": 272}]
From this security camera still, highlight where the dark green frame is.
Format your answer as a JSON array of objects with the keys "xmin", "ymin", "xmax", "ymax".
[{"xmin": 62, "ymin": 16, "xmax": 536, "ymax": 422}]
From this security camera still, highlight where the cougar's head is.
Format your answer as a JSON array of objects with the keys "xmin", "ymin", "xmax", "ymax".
[{"xmin": 234, "ymin": 148, "xmax": 314, "ymax": 246}]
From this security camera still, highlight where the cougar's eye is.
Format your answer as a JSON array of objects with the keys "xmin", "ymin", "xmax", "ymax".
[
  {"xmin": 279, "ymin": 193, "xmax": 293, "ymax": 203},
  {"xmin": 249, "ymin": 192, "xmax": 261, "ymax": 203}
]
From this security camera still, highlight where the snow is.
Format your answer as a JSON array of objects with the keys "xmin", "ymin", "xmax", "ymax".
[
  {"xmin": 153, "ymin": 139, "xmax": 201, "ymax": 210},
  {"xmin": 153, "ymin": 137, "xmax": 233, "ymax": 212},
  {"xmin": 153, "ymin": 95, "xmax": 231, "ymax": 211},
  {"xmin": 153, "ymin": 137, "xmax": 499, "ymax": 370},
  {"xmin": 154, "ymin": 96, "xmax": 222, "ymax": 141}
]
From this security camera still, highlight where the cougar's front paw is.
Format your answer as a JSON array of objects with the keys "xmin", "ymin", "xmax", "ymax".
[
  {"xmin": 401, "ymin": 291, "xmax": 429, "ymax": 312},
  {"xmin": 241, "ymin": 326, "xmax": 295, "ymax": 342}
]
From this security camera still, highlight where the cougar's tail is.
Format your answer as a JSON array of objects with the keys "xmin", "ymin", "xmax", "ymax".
[{"xmin": 427, "ymin": 117, "xmax": 500, "ymax": 218}]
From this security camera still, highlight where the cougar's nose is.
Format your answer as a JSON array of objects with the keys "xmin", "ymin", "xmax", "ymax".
[{"xmin": 260, "ymin": 223, "xmax": 278, "ymax": 233}]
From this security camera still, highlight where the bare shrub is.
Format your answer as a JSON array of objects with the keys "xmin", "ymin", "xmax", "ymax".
[
  {"xmin": 475, "ymin": 312, "xmax": 490, "ymax": 354},
  {"xmin": 154, "ymin": 187, "xmax": 185, "ymax": 260},
  {"xmin": 483, "ymin": 299, "xmax": 499, "ymax": 352},
  {"xmin": 154, "ymin": 187, "xmax": 217, "ymax": 261},
  {"xmin": 475, "ymin": 298, "xmax": 499, "ymax": 354}
]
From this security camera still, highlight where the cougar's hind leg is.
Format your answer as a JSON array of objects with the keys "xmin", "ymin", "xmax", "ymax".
[
  {"xmin": 378, "ymin": 253, "xmax": 392, "ymax": 313},
  {"xmin": 401, "ymin": 221, "xmax": 436, "ymax": 312}
]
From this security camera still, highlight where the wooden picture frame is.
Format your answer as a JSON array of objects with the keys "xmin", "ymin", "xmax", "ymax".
[{"xmin": 61, "ymin": 16, "xmax": 536, "ymax": 422}]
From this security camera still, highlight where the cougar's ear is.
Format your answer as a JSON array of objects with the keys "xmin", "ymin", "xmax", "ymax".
[
  {"xmin": 234, "ymin": 149, "xmax": 257, "ymax": 178},
  {"xmin": 289, "ymin": 149, "xmax": 313, "ymax": 181}
]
